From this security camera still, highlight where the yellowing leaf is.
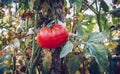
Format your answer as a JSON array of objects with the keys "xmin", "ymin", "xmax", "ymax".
[
  {"xmin": 19, "ymin": 9, "xmax": 25, "ymax": 16},
  {"xmin": 111, "ymin": 30, "xmax": 117, "ymax": 36},
  {"xmin": 77, "ymin": 12, "xmax": 84, "ymax": 21},
  {"xmin": 106, "ymin": 42, "xmax": 118, "ymax": 54},
  {"xmin": 3, "ymin": 11, "xmax": 12, "ymax": 23},
  {"xmin": 3, "ymin": 60, "xmax": 9, "ymax": 65},
  {"xmin": 66, "ymin": 21, "xmax": 71, "ymax": 32},
  {"xmin": 75, "ymin": 71, "xmax": 80, "ymax": 74},
  {"xmin": 3, "ymin": 16, "xmax": 10, "ymax": 23},
  {"xmin": 106, "ymin": 42, "xmax": 118, "ymax": 50},
  {"xmin": 10, "ymin": 47, "xmax": 15, "ymax": 53}
]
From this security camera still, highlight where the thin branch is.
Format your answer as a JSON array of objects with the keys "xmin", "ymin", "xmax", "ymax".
[
  {"xmin": 96, "ymin": 0, "xmax": 102, "ymax": 32},
  {"xmin": 95, "ymin": 0, "xmax": 98, "ymax": 12},
  {"xmin": 83, "ymin": 1, "xmax": 98, "ymax": 15}
]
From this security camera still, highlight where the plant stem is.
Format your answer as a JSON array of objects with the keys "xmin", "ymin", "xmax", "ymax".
[
  {"xmin": 26, "ymin": 19, "xmax": 29, "ymax": 32},
  {"xmin": 84, "ymin": 1, "xmax": 98, "ymax": 14},
  {"xmin": 95, "ymin": 0, "xmax": 98, "ymax": 12},
  {"xmin": 104, "ymin": 13, "xmax": 107, "ymax": 30},
  {"xmin": 95, "ymin": 0, "xmax": 102, "ymax": 32},
  {"xmin": 13, "ymin": 51, "xmax": 15, "ymax": 70},
  {"xmin": 26, "ymin": 11, "xmax": 39, "ymax": 74},
  {"xmin": 50, "ymin": 48, "xmax": 64, "ymax": 74},
  {"xmin": 96, "ymin": 14, "xmax": 102, "ymax": 32},
  {"xmin": 33, "ymin": 47, "xmax": 41, "ymax": 70}
]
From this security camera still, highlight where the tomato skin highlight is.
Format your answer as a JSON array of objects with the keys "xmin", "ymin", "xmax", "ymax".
[{"xmin": 36, "ymin": 24, "xmax": 69, "ymax": 48}]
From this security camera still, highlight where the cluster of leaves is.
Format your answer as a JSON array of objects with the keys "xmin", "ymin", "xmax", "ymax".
[{"xmin": 60, "ymin": 0, "xmax": 120, "ymax": 74}]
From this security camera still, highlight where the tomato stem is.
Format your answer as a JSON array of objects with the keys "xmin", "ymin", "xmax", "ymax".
[{"xmin": 50, "ymin": 48, "xmax": 65, "ymax": 74}]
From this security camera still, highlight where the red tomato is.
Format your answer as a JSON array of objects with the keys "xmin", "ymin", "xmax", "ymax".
[{"xmin": 36, "ymin": 24, "xmax": 69, "ymax": 48}]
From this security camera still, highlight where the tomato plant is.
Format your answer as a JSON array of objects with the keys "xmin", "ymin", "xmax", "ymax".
[
  {"xmin": 36, "ymin": 24, "xmax": 69, "ymax": 48},
  {"xmin": 0, "ymin": 0, "xmax": 120, "ymax": 74}
]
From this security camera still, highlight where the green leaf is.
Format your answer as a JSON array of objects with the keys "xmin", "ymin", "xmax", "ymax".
[
  {"xmin": 87, "ymin": 32, "xmax": 109, "ymax": 42},
  {"xmin": 42, "ymin": 60, "xmax": 50, "ymax": 74},
  {"xmin": 100, "ymin": 14, "xmax": 109, "ymax": 31},
  {"xmin": 25, "ymin": 36, "xmax": 31, "ymax": 47},
  {"xmin": 65, "ymin": 52, "xmax": 82, "ymax": 74},
  {"xmin": 0, "ymin": 45, "xmax": 2, "ymax": 50},
  {"xmin": 109, "ymin": 7, "xmax": 120, "ymax": 17},
  {"xmin": 70, "ymin": 0, "xmax": 83, "ymax": 13},
  {"xmin": 81, "ymin": 15, "xmax": 95, "ymax": 33},
  {"xmin": 76, "ymin": 0, "xmax": 83, "ymax": 13},
  {"xmin": 100, "ymin": 1, "xmax": 109, "ymax": 12},
  {"xmin": 76, "ymin": 24, "xmax": 83, "ymax": 37},
  {"xmin": 93, "ymin": 44, "xmax": 109, "ymax": 72},
  {"xmin": 69, "ymin": 0, "xmax": 76, "ymax": 4},
  {"xmin": 84, "ymin": 43, "xmax": 109, "ymax": 72},
  {"xmin": 0, "ymin": 43, "xmax": 2, "ymax": 50},
  {"xmin": 64, "ymin": 0, "xmax": 67, "ymax": 6},
  {"xmin": 60, "ymin": 41, "xmax": 73, "ymax": 58},
  {"xmin": 21, "ymin": 1, "xmax": 29, "ymax": 10},
  {"xmin": 14, "ymin": 38, "xmax": 20, "ymax": 48},
  {"xmin": 84, "ymin": 43, "xmax": 96, "ymax": 57},
  {"xmin": 112, "ymin": 17, "xmax": 119, "ymax": 24}
]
